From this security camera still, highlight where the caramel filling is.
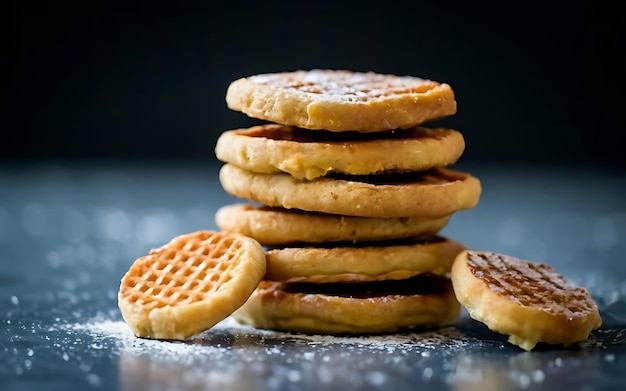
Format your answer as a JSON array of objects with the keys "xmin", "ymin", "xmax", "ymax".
[
  {"xmin": 239, "ymin": 125, "xmax": 448, "ymax": 142},
  {"xmin": 279, "ymin": 274, "xmax": 450, "ymax": 299},
  {"xmin": 326, "ymin": 169, "xmax": 459, "ymax": 186},
  {"xmin": 266, "ymin": 235, "xmax": 445, "ymax": 251}
]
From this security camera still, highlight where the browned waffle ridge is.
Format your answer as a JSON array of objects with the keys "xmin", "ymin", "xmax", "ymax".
[
  {"xmin": 467, "ymin": 251, "xmax": 599, "ymax": 316},
  {"xmin": 451, "ymin": 250, "xmax": 602, "ymax": 350}
]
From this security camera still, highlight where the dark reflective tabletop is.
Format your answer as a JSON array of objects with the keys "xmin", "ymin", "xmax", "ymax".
[{"xmin": 1, "ymin": 161, "xmax": 625, "ymax": 390}]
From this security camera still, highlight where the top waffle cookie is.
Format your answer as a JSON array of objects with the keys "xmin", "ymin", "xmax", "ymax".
[{"xmin": 225, "ymin": 70, "xmax": 457, "ymax": 132}]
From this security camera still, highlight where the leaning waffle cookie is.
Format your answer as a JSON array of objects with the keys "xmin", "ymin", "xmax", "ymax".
[
  {"xmin": 219, "ymin": 164, "xmax": 482, "ymax": 218},
  {"xmin": 225, "ymin": 70, "xmax": 456, "ymax": 132},
  {"xmin": 233, "ymin": 275, "xmax": 461, "ymax": 334},
  {"xmin": 265, "ymin": 236, "xmax": 466, "ymax": 283},
  {"xmin": 118, "ymin": 231, "xmax": 266, "ymax": 340},
  {"xmin": 451, "ymin": 250, "xmax": 602, "ymax": 351},
  {"xmin": 215, "ymin": 124, "xmax": 465, "ymax": 180},
  {"xmin": 215, "ymin": 204, "xmax": 451, "ymax": 246}
]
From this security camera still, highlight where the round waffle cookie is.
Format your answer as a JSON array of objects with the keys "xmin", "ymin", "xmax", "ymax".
[
  {"xmin": 225, "ymin": 69, "xmax": 457, "ymax": 132},
  {"xmin": 215, "ymin": 204, "xmax": 451, "ymax": 246},
  {"xmin": 215, "ymin": 124, "xmax": 465, "ymax": 180},
  {"xmin": 219, "ymin": 164, "xmax": 482, "ymax": 218},
  {"xmin": 233, "ymin": 275, "xmax": 461, "ymax": 334},
  {"xmin": 264, "ymin": 236, "xmax": 466, "ymax": 283},
  {"xmin": 451, "ymin": 250, "xmax": 602, "ymax": 351},
  {"xmin": 118, "ymin": 231, "xmax": 266, "ymax": 340}
]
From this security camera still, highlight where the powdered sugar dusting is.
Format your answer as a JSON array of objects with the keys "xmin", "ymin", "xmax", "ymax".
[
  {"xmin": 250, "ymin": 70, "xmax": 437, "ymax": 101},
  {"xmin": 67, "ymin": 316, "xmax": 474, "ymax": 357},
  {"xmin": 33, "ymin": 309, "xmax": 626, "ymax": 390},
  {"xmin": 51, "ymin": 315, "xmax": 483, "ymax": 389}
]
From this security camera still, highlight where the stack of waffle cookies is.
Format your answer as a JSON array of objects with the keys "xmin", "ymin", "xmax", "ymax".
[
  {"xmin": 214, "ymin": 69, "xmax": 482, "ymax": 334},
  {"xmin": 118, "ymin": 69, "xmax": 601, "ymax": 351}
]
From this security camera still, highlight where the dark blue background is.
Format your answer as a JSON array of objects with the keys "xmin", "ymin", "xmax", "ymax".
[{"xmin": 6, "ymin": 1, "xmax": 625, "ymax": 166}]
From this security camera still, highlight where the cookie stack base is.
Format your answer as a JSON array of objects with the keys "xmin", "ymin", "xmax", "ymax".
[{"xmin": 233, "ymin": 276, "xmax": 461, "ymax": 335}]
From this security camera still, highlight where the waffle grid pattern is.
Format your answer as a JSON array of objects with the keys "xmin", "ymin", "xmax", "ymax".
[
  {"xmin": 120, "ymin": 232, "xmax": 243, "ymax": 311},
  {"xmin": 467, "ymin": 251, "xmax": 597, "ymax": 316}
]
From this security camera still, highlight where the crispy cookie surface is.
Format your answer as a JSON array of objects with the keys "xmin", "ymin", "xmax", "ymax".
[
  {"xmin": 219, "ymin": 164, "xmax": 481, "ymax": 218},
  {"xmin": 265, "ymin": 236, "xmax": 466, "ymax": 283},
  {"xmin": 215, "ymin": 124, "xmax": 465, "ymax": 180},
  {"xmin": 451, "ymin": 250, "xmax": 602, "ymax": 350},
  {"xmin": 225, "ymin": 70, "xmax": 456, "ymax": 132},
  {"xmin": 233, "ymin": 276, "xmax": 461, "ymax": 334},
  {"xmin": 215, "ymin": 204, "xmax": 451, "ymax": 246},
  {"xmin": 118, "ymin": 231, "xmax": 266, "ymax": 340}
]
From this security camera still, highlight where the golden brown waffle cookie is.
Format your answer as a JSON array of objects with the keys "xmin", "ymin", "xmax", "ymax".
[
  {"xmin": 118, "ymin": 231, "xmax": 266, "ymax": 340},
  {"xmin": 233, "ymin": 275, "xmax": 461, "ymax": 334},
  {"xmin": 265, "ymin": 236, "xmax": 466, "ymax": 283},
  {"xmin": 451, "ymin": 250, "xmax": 602, "ymax": 350},
  {"xmin": 215, "ymin": 124, "xmax": 465, "ymax": 180},
  {"xmin": 215, "ymin": 204, "xmax": 451, "ymax": 246},
  {"xmin": 225, "ymin": 70, "xmax": 456, "ymax": 132},
  {"xmin": 219, "ymin": 164, "xmax": 482, "ymax": 218}
]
